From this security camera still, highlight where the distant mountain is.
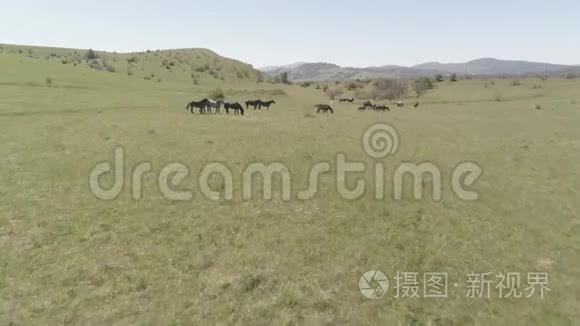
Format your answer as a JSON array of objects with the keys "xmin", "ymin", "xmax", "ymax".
[
  {"xmin": 260, "ymin": 58, "xmax": 578, "ymax": 81},
  {"xmin": 260, "ymin": 62, "xmax": 307, "ymax": 72},
  {"xmin": 412, "ymin": 58, "xmax": 574, "ymax": 75}
]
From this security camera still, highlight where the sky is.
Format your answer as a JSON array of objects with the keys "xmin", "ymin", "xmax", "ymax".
[{"xmin": 2, "ymin": 0, "xmax": 579, "ymax": 68}]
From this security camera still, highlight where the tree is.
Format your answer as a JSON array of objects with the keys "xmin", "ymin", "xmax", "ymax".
[
  {"xmin": 414, "ymin": 77, "xmax": 433, "ymax": 98},
  {"xmin": 370, "ymin": 79, "xmax": 408, "ymax": 100},
  {"xmin": 435, "ymin": 74, "xmax": 444, "ymax": 82},
  {"xmin": 345, "ymin": 81, "xmax": 358, "ymax": 90},
  {"xmin": 274, "ymin": 71, "xmax": 291, "ymax": 84},
  {"xmin": 85, "ymin": 49, "xmax": 98, "ymax": 60},
  {"xmin": 208, "ymin": 87, "xmax": 225, "ymax": 100},
  {"xmin": 450, "ymin": 73, "xmax": 458, "ymax": 82},
  {"xmin": 325, "ymin": 87, "xmax": 344, "ymax": 99}
]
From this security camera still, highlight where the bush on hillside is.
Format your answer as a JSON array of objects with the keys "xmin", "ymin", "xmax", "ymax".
[
  {"xmin": 414, "ymin": 77, "xmax": 434, "ymax": 97},
  {"xmin": 86, "ymin": 49, "xmax": 98, "ymax": 60},
  {"xmin": 325, "ymin": 87, "xmax": 344, "ymax": 99},
  {"xmin": 208, "ymin": 87, "xmax": 225, "ymax": 100},
  {"xmin": 371, "ymin": 79, "xmax": 408, "ymax": 100}
]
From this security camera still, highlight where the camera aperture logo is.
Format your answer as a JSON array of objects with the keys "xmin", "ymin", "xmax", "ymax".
[{"xmin": 359, "ymin": 270, "xmax": 390, "ymax": 300}]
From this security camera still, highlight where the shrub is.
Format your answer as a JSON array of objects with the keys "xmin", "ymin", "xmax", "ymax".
[
  {"xmin": 325, "ymin": 87, "xmax": 344, "ymax": 99},
  {"xmin": 300, "ymin": 81, "xmax": 313, "ymax": 88},
  {"xmin": 371, "ymin": 79, "xmax": 408, "ymax": 100},
  {"xmin": 435, "ymin": 74, "xmax": 444, "ymax": 82},
  {"xmin": 45, "ymin": 77, "xmax": 53, "ymax": 85},
  {"xmin": 354, "ymin": 89, "xmax": 372, "ymax": 100},
  {"xmin": 105, "ymin": 63, "xmax": 116, "ymax": 73},
  {"xmin": 85, "ymin": 49, "xmax": 98, "ymax": 60},
  {"xmin": 345, "ymin": 81, "xmax": 358, "ymax": 90},
  {"xmin": 566, "ymin": 73, "xmax": 577, "ymax": 79},
  {"xmin": 450, "ymin": 73, "xmax": 458, "ymax": 82},
  {"xmin": 511, "ymin": 79, "xmax": 521, "ymax": 86},
  {"xmin": 274, "ymin": 71, "xmax": 291, "ymax": 84},
  {"xmin": 414, "ymin": 77, "xmax": 433, "ymax": 97},
  {"xmin": 208, "ymin": 87, "xmax": 225, "ymax": 100}
]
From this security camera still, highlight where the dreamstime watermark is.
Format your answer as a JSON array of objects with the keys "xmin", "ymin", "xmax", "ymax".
[{"xmin": 88, "ymin": 123, "xmax": 483, "ymax": 202}]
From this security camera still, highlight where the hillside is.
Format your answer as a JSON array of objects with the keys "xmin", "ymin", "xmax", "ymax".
[
  {"xmin": 262, "ymin": 58, "xmax": 578, "ymax": 81},
  {"xmin": 0, "ymin": 44, "xmax": 264, "ymax": 85}
]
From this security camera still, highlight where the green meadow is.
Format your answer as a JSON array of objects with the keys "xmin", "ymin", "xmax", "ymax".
[{"xmin": 1, "ymin": 46, "xmax": 579, "ymax": 324}]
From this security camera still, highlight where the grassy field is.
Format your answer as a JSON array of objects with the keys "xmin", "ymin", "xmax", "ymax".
[{"xmin": 1, "ymin": 48, "xmax": 579, "ymax": 325}]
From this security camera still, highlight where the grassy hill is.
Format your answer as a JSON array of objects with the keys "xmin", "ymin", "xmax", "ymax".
[
  {"xmin": 0, "ymin": 43, "xmax": 264, "ymax": 86},
  {"xmin": 1, "ymin": 45, "xmax": 580, "ymax": 324}
]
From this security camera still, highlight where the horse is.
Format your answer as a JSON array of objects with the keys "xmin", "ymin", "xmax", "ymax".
[
  {"xmin": 358, "ymin": 106, "xmax": 367, "ymax": 112},
  {"xmin": 186, "ymin": 98, "xmax": 210, "ymax": 114},
  {"xmin": 224, "ymin": 102, "xmax": 245, "ymax": 115},
  {"xmin": 259, "ymin": 100, "xmax": 276, "ymax": 110},
  {"xmin": 396, "ymin": 101, "xmax": 405, "ymax": 108},
  {"xmin": 315, "ymin": 104, "xmax": 334, "ymax": 114},
  {"xmin": 414, "ymin": 102, "xmax": 420, "ymax": 108},
  {"xmin": 207, "ymin": 99, "xmax": 224, "ymax": 114},
  {"xmin": 245, "ymin": 100, "xmax": 261, "ymax": 110},
  {"xmin": 363, "ymin": 101, "xmax": 373, "ymax": 108},
  {"xmin": 374, "ymin": 105, "xmax": 390, "ymax": 112},
  {"xmin": 339, "ymin": 98, "xmax": 355, "ymax": 103}
]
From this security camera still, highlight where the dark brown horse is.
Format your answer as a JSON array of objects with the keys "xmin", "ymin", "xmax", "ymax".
[
  {"xmin": 315, "ymin": 104, "xmax": 334, "ymax": 114},
  {"xmin": 186, "ymin": 98, "xmax": 210, "ymax": 114},
  {"xmin": 339, "ymin": 98, "xmax": 355, "ymax": 103},
  {"xmin": 245, "ymin": 100, "xmax": 261, "ymax": 110},
  {"xmin": 374, "ymin": 105, "xmax": 390, "ymax": 112},
  {"xmin": 224, "ymin": 102, "xmax": 245, "ymax": 115},
  {"xmin": 258, "ymin": 100, "xmax": 276, "ymax": 110}
]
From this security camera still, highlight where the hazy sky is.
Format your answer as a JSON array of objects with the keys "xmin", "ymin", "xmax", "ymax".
[{"xmin": 2, "ymin": 0, "xmax": 579, "ymax": 67}]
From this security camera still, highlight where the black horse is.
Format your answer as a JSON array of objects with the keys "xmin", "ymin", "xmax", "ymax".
[
  {"xmin": 186, "ymin": 98, "xmax": 210, "ymax": 114},
  {"xmin": 363, "ymin": 101, "xmax": 373, "ymax": 108},
  {"xmin": 315, "ymin": 104, "xmax": 334, "ymax": 114},
  {"xmin": 245, "ymin": 100, "xmax": 261, "ymax": 110},
  {"xmin": 374, "ymin": 105, "xmax": 390, "ymax": 112},
  {"xmin": 339, "ymin": 98, "xmax": 355, "ymax": 103},
  {"xmin": 258, "ymin": 100, "xmax": 276, "ymax": 110},
  {"xmin": 224, "ymin": 102, "xmax": 245, "ymax": 115}
]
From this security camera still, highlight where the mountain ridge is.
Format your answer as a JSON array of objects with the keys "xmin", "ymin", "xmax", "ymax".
[{"xmin": 262, "ymin": 58, "xmax": 578, "ymax": 81}]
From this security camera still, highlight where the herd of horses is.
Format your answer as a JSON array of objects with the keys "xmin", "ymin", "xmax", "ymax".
[
  {"xmin": 185, "ymin": 96, "xmax": 419, "ymax": 116},
  {"xmin": 185, "ymin": 98, "xmax": 277, "ymax": 115},
  {"xmin": 313, "ymin": 99, "xmax": 420, "ymax": 114}
]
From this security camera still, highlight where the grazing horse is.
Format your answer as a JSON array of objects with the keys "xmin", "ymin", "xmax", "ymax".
[
  {"xmin": 363, "ymin": 101, "xmax": 373, "ymax": 108},
  {"xmin": 245, "ymin": 100, "xmax": 261, "ymax": 110},
  {"xmin": 207, "ymin": 99, "xmax": 224, "ymax": 114},
  {"xmin": 358, "ymin": 106, "xmax": 367, "ymax": 112},
  {"xmin": 315, "ymin": 104, "xmax": 334, "ymax": 114},
  {"xmin": 224, "ymin": 102, "xmax": 245, "ymax": 115},
  {"xmin": 414, "ymin": 102, "xmax": 420, "ymax": 108},
  {"xmin": 186, "ymin": 98, "xmax": 210, "ymax": 114},
  {"xmin": 374, "ymin": 105, "xmax": 390, "ymax": 112},
  {"xmin": 259, "ymin": 100, "xmax": 276, "ymax": 110},
  {"xmin": 339, "ymin": 98, "xmax": 355, "ymax": 103},
  {"xmin": 396, "ymin": 101, "xmax": 405, "ymax": 108}
]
